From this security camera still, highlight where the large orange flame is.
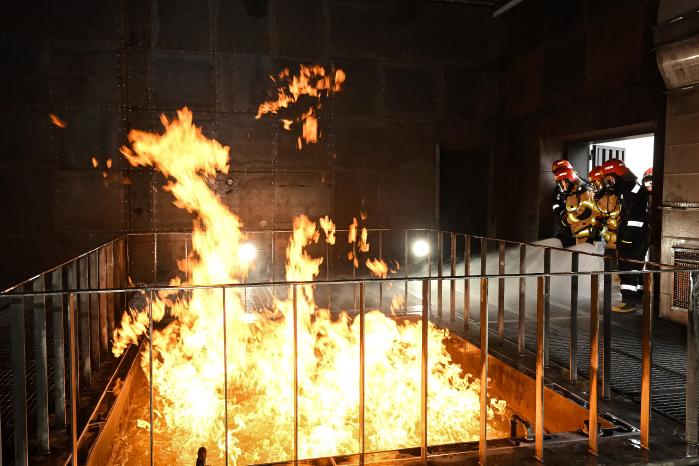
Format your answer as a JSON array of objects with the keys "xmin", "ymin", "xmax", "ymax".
[{"xmin": 109, "ymin": 108, "xmax": 505, "ymax": 466}]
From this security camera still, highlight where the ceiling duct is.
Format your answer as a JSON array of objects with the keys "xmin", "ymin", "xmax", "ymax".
[
  {"xmin": 656, "ymin": 35, "xmax": 699, "ymax": 89},
  {"xmin": 654, "ymin": 1, "xmax": 699, "ymax": 89}
]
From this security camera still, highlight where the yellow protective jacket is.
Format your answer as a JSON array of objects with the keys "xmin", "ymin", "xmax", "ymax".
[
  {"xmin": 593, "ymin": 193, "xmax": 621, "ymax": 249},
  {"xmin": 564, "ymin": 185, "xmax": 597, "ymax": 244}
]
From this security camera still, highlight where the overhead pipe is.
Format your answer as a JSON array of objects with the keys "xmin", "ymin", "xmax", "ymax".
[{"xmin": 493, "ymin": 0, "xmax": 526, "ymax": 17}]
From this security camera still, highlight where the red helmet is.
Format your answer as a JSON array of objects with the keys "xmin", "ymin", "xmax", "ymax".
[
  {"xmin": 601, "ymin": 158, "xmax": 628, "ymax": 176},
  {"xmin": 553, "ymin": 167, "xmax": 578, "ymax": 183},
  {"xmin": 643, "ymin": 167, "xmax": 653, "ymax": 179},
  {"xmin": 551, "ymin": 159, "xmax": 573, "ymax": 173},
  {"xmin": 588, "ymin": 166, "xmax": 604, "ymax": 182}
]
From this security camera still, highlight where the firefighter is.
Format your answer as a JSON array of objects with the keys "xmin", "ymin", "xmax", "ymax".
[
  {"xmin": 554, "ymin": 167, "xmax": 597, "ymax": 245},
  {"xmin": 600, "ymin": 159, "xmax": 650, "ymax": 312},
  {"xmin": 589, "ymin": 166, "xmax": 621, "ymax": 251},
  {"xmin": 642, "ymin": 167, "xmax": 653, "ymax": 210},
  {"xmin": 551, "ymin": 159, "xmax": 575, "ymax": 246}
]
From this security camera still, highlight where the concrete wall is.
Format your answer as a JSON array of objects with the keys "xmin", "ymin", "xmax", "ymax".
[{"xmin": 0, "ymin": 0, "xmax": 496, "ymax": 288}]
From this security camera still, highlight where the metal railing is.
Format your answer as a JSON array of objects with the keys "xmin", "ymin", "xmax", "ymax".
[{"xmin": 0, "ymin": 229, "xmax": 697, "ymax": 465}]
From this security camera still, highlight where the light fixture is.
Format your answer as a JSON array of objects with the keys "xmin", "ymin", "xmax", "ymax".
[
  {"xmin": 412, "ymin": 239, "xmax": 430, "ymax": 257},
  {"xmin": 238, "ymin": 242, "xmax": 257, "ymax": 263}
]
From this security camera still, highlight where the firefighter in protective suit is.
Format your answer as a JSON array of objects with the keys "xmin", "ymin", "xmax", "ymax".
[
  {"xmin": 601, "ymin": 159, "xmax": 650, "ymax": 312},
  {"xmin": 589, "ymin": 166, "xmax": 621, "ymax": 251},
  {"xmin": 551, "ymin": 159, "xmax": 575, "ymax": 246},
  {"xmin": 553, "ymin": 167, "xmax": 597, "ymax": 245}
]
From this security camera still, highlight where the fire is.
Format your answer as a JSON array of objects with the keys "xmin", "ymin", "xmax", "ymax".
[
  {"xmin": 49, "ymin": 113, "xmax": 67, "ymax": 128},
  {"xmin": 366, "ymin": 258, "xmax": 388, "ymax": 279},
  {"xmin": 110, "ymin": 108, "xmax": 505, "ymax": 465},
  {"xmin": 256, "ymin": 64, "xmax": 345, "ymax": 149},
  {"xmin": 319, "ymin": 215, "xmax": 336, "ymax": 245}
]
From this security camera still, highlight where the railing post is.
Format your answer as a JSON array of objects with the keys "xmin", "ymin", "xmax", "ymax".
[
  {"xmin": 687, "ymin": 271, "xmax": 698, "ymax": 445},
  {"xmin": 641, "ymin": 272, "xmax": 653, "ymax": 449},
  {"xmin": 99, "ymin": 247, "xmax": 108, "ymax": 355},
  {"xmin": 535, "ymin": 276, "xmax": 549, "ymax": 462},
  {"xmin": 33, "ymin": 275, "xmax": 50, "ymax": 452},
  {"xmin": 479, "ymin": 277, "xmax": 489, "ymax": 466},
  {"xmin": 404, "ymin": 229, "xmax": 409, "ymax": 312},
  {"xmin": 480, "ymin": 238, "xmax": 487, "ymax": 276},
  {"xmin": 89, "ymin": 251, "xmax": 100, "ymax": 369},
  {"xmin": 51, "ymin": 268, "xmax": 67, "ymax": 428},
  {"xmin": 379, "ymin": 231, "xmax": 383, "ymax": 311},
  {"xmin": 78, "ymin": 256, "xmax": 91, "ymax": 385},
  {"xmin": 543, "ymin": 248, "xmax": 551, "ymax": 368},
  {"xmin": 464, "ymin": 235, "xmax": 471, "ymax": 331},
  {"xmin": 69, "ymin": 293, "xmax": 78, "ymax": 466},
  {"xmin": 359, "ymin": 282, "xmax": 366, "ymax": 465},
  {"xmin": 421, "ymin": 279, "xmax": 429, "ymax": 462},
  {"xmin": 570, "ymin": 252, "xmax": 579, "ymax": 383},
  {"xmin": 518, "ymin": 244, "xmax": 526, "ymax": 355},
  {"xmin": 106, "ymin": 242, "xmax": 115, "ymax": 345},
  {"xmin": 222, "ymin": 287, "xmax": 229, "ymax": 466},
  {"xmin": 498, "ymin": 241, "xmax": 505, "ymax": 345},
  {"xmin": 536, "ymin": 276, "xmax": 545, "ymax": 462},
  {"xmin": 589, "ymin": 274, "xmax": 599, "ymax": 456},
  {"xmin": 67, "ymin": 261, "xmax": 79, "ymax": 392},
  {"xmin": 148, "ymin": 290, "xmax": 154, "ymax": 466},
  {"xmin": 10, "ymin": 291, "xmax": 28, "ymax": 466},
  {"xmin": 603, "ymin": 256, "xmax": 613, "ymax": 399},
  {"xmin": 438, "ymin": 232, "xmax": 443, "ymax": 320},
  {"xmin": 450, "ymin": 232, "xmax": 456, "ymax": 323},
  {"xmin": 293, "ymin": 285, "xmax": 299, "ymax": 466}
]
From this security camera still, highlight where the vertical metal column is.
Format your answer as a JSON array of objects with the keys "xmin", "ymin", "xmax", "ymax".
[
  {"xmin": 603, "ymin": 257, "xmax": 612, "ymax": 399},
  {"xmin": 10, "ymin": 292, "xmax": 28, "ymax": 466},
  {"xmin": 89, "ymin": 251, "xmax": 100, "ymax": 368},
  {"xmin": 480, "ymin": 238, "xmax": 487, "ymax": 275},
  {"xmin": 570, "ymin": 252, "xmax": 579, "ymax": 383},
  {"xmin": 641, "ymin": 272, "xmax": 653, "ymax": 449},
  {"xmin": 438, "ymin": 232, "xmax": 443, "ymax": 320},
  {"xmin": 450, "ymin": 232, "xmax": 456, "ymax": 324},
  {"xmin": 464, "ymin": 235, "xmax": 471, "ymax": 330},
  {"xmin": 518, "ymin": 244, "xmax": 526, "ymax": 355},
  {"xmin": 153, "ymin": 232, "xmax": 158, "ymax": 283},
  {"xmin": 99, "ymin": 248, "xmax": 108, "ymax": 355},
  {"xmin": 51, "ymin": 268, "xmax": 66, "ymax": 427},
  {"xmin": 222, "ymin": 287, "xmax": 229, "ymax": 466},
  {"xmin": 421, "ymin": 279, "xmax": 429, "ymax": 462},
  {"xmin": 404, "ymin": 229, "xmax": 409, "ymax": 312},
  {"xmin": 293, "ymin": 285, "xmax": 299, "ymax": 466},
  {"xmin": 69, "ymin": 294, "xmax": 78, "ymax": 466},
  {"xmin": 479, "ymin": 277, "xmax": 489, "ymax": 466},
  {"xmin": 106, "ymin": 242, "xmax": 115, "ymax": 343},
  {"xmin": 33, "ymin": 276, "xmax": 50, "ymax": 452},
  {"xmin": 148, "ymin": 290, "xmax": 154, "ymax": 466},
  {"xmin": 535, "ymin": 276, "xmax": 545, "ymax": 462},
  {"xmin": 378, "ymin": 231, "xmax": 383, "ymax": 311},
  {"xmin": 498, "ymin": 241, "xmax": 505, "ymax": 345},
  {"xmin": 543, "ymin": 248, "xmax": 551, "ymax": 368},
  {"xmin": 359, "ymin": 283, "xmax": 366, "ymax": 464},
  {"xmin": 589, "ymin": 274, "xmax": 599, "ymax": 456},
  {"xmin": 67, "ymin": 261, "xmax": 79, "ymax": 391},
  {"xmin": 688, "ymin": 271, "xmax": 699, "ymax": 445}
]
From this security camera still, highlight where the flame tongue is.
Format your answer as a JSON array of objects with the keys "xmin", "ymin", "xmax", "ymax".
[{"xmin": 111, "ymin": 108, "xmax": 505, "ymax": 466}]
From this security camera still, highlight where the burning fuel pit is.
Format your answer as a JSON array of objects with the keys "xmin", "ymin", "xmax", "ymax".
[{"xmin": 88, "ymin": 295, "xmax": 620, "ymax": 466}]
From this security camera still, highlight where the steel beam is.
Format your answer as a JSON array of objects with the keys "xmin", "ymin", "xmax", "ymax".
[
  {"xmin": 106, "ymin": 242, "xmax": 115, "ymax": 344},
  {"xmin": 438, "ymin": 232, "xmax": 443, "ymax": 320},
  {"xmin": 421, "ymin": 279, "xmax": 429, "ymax": 462},
  {"xmin": 450, "ymin": 232, "xmax": 456, "ymax": 323},
  {"xmin": 69, "ymin": 294, "xmax": 78, "ymax": 466},
  {"xmin": 359, "ymin": 282, "xmax": 366, "ymax": 464}
]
